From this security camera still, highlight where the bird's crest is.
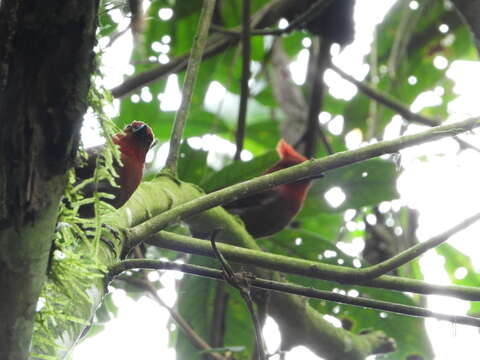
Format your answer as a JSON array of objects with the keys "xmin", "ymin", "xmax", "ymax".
[{"xmin": 277, "ymin": 139, "xmax": 308, "ymax": 164}]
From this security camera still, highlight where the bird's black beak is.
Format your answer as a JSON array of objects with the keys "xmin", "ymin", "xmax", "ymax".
[
  {"xmin": 132, "ymin": 124, "xmax": 147, "ymax": 134},
  {"xmin": 132, "ymin": 124, "xmax": 151, "ymax": 143},
  {"xmin": 149, "ymin": 139, "xmax": 158, "ymax": 149}
]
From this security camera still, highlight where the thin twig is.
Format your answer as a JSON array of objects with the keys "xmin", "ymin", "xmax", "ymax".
[
  {"xmin": 331, "ymin": 63, "xmax": 439, "ymax": 126},
  {"xmin": 111, "ymin": 34, "xmax": 234, "ymax": 98},
  {"xmin": 211, "ymin": 0, "xmax": 333, "ymax": 37},
  {"xmin": 147, "ymin": 281, "xmax": 227, "ymax": 360},
  {"xmin": 210, "ymin": 231, "xmax": 235, "ymax": 278},
  {"xmin": 367, "ymin": 29, "xmax": 379, "ymax": 140},
  {"xmin": 360, "ymin": 211, "xmax": 480, "ymax": 280},
  {"xmin": 103, "ymin": 26, "xmax": 131, "ymax": 49},
  {"xmin": 210, "ymin": 231, "xmax": 267, "ymax": 360},
  {"xmin": 108, "ymin": 259, "xmax": 480, "ymax": 327},
  {"xmin": 330, "ymin": 63, "xmax": 480, "ymax": 153},
  {"xmin": 164, "ymin": 0, "xmax": 216, "ymax": 175},
  {"xmin": 303, "ymin": 38, "xmax": 332, "ymax": 157},
  {"xmin": 234, "ymin": 0, "xmax": 251, "ymax": 161}
]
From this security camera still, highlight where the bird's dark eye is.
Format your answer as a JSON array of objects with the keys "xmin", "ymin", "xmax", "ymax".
[{"xmin": 125, "ymin": 124, "xmax": 132, "ymax": 130}]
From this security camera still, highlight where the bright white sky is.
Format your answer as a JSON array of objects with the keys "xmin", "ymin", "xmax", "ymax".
[{"xmin": 73, "ymin": 0, "xmax": 480, "ymax": 359}]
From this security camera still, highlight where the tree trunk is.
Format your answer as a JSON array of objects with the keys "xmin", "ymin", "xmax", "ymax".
[{"xmin": 0, "ymin": 1, "xmax": 98, "ymax": 358}]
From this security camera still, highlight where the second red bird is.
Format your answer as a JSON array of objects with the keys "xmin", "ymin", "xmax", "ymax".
[{"xmin": 225, "ymin": 140, "xmax": 313, "ymax": 238}]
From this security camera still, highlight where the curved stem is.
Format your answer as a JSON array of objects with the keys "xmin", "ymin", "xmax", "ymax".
[
  {"xmin": 145, "ymin": 228, "xmax": 480, "ymax": 301},
  {"xmin": 331, "ymin": 63, "xmax": 480, "ymax": 153},
  {"xmin": 360, "ymin": 211, "xmax": 480, "ymax": 279},
  {"xmin": 233, "ymin": 0, "xmax": 251, "ymax": 161},
  {"xmin": 164, "ymin": 0, "xmax": 216, "ymax": 175}
]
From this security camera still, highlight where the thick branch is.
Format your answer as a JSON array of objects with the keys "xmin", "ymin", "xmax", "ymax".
[
  {"xmin": 51, "ymin": 127, "xmax": 480, "ymax": 359},
  {"xmin": 101, "ymin": 176, "xmax": 394, "ymax": 359}
]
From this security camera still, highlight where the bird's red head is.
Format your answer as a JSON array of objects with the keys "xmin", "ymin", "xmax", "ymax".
[
  {"xmin": 277, "ymin": 139, "xmax": 308, "ymax": 165},
  {"xmin": 266, "ymin": 139, "xmax": 312, "ymax": 211},
  {"xmin": 113, "ymin": 121, "xmax": 155, "ymax": 162},
  {"xmin": 266, "ymin": 139, "xmax": 308, "ymax": 174}
]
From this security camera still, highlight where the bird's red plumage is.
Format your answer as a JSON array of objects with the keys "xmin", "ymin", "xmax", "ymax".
[
  {"xmin": 225, "ymin": 139, "xmax": 313, "ymax": 238},
  {"xmin": 76, "ymin": 121, "xmax": 154, "ymax": 217}
]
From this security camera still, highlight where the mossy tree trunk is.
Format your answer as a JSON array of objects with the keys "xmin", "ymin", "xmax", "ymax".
[{"xmin": 0, "ymin": 1, "xmax": 98, "ymax": 358}]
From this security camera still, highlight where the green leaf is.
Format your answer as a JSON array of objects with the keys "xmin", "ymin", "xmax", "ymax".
[
  {"xmin": 436, "ymin": 243, "xmax": 480, "ymax": 315},
  {"xmin": 294, "ymin": 212, "xmax": 344, "ymax": 242},
  {"xmin": 303, "ymin": 158, "xmax": 399, "ymax": 214},
  {"xmin": 178, "ymin": 141, "xmax": 209, "ymax": 184},
  {"xmin": 282, "ymin": 32, "xmax": 306, "ymax": 57},
  {"xmin": 201, "ymin": 149, "xmax": 279, "ymax": 193}
]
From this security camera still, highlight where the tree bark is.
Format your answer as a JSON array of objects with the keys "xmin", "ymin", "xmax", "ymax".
[{"xmin": 0, "ymin": 1, "xmax": 98, "ymax": 358}]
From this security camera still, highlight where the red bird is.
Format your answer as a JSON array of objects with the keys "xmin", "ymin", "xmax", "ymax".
[
  {"xmin": 76, "ymin": 121, "xmax": 154, "ymax": 217},
  {"xmin": 225, "ymin": 140, "xmax": 314, "ymax": 238}
]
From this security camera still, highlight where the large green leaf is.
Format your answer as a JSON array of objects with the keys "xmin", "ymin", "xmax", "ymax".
[
  {"xmin": 175, "ymin": 256, "xmax": 254, "ymax": 360},
  {"xmin": 175, "ymin": 257, "xmax": 219, "ymax": 360},
  {"xmin": 98, "ymin": 6, "xmax": 118, "ymax": 38}
]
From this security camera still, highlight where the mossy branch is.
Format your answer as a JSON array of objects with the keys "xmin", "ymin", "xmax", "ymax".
[{"xmin": 144, "ymin": 229, "xmax": 480, "ymax": 301}]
